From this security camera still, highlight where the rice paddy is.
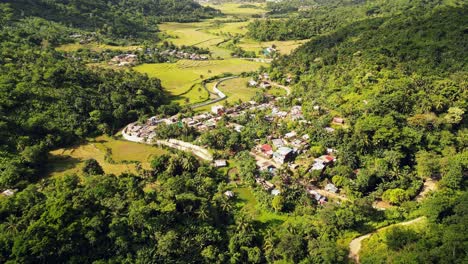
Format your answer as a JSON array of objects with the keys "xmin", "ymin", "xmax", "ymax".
[
  {"xmin": 133, "ymin": 59, "xmax": 267, "ymax": 105},
  {"xmin": 57, "ymin": 43, "xmax": 140, "ymax": 52}
]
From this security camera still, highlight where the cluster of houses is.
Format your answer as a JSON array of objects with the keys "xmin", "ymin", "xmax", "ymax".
[
  {"xmin": 108, "ymin": 48, "xmax": 209, "ymax": 67},
  {"xmin": 109, "ymin": 54, "xmax": 138, "ymax": 66},
  {"xmin": 248, "ymin": 72, "xmax": 273, "ymax": 89},
  {"xmin": 121, "ymin": 91, "xmax": 344, "ymax": 204},
  {"xmin": 158, "ymin": 49, "xmax": 209, "ymax": 61}
]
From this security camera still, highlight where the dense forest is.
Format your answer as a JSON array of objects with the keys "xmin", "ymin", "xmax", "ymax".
[
  {"xmin": 247, "ymin": 0, "xmax": 467, "ymax": 41},
  {"xmin": 3, "ymin": 0, "xmax": 220, "ymax": 39}
]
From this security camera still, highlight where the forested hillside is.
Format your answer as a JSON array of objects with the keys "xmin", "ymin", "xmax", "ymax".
[
  {"xmin": 0, "ymin": 5, "xmax": 168, "ymax": 188},
  {"xmin": 247, "ymin": 0, "xmax": 467, "ymax": 41},
  {"xmin": 4, "ymin": 0, "xmax": 219, "ymax": 39},
  {"xmin": 264, "ymin": 3, "xmax": 467, "ymax": 261},
  {"xmin": 271, "ymin": 2, "xmax": 467, "ymax": 200}
]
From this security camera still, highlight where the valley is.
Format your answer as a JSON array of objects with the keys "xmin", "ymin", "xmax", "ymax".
[{"xmin": 0, "ymin": 0, "xmax": 466, "ymax": 263}]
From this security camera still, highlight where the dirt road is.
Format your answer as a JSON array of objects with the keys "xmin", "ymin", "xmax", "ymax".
[{"xmin": 348, "ymin": 216, "xmax": 426, "ymax": 263}]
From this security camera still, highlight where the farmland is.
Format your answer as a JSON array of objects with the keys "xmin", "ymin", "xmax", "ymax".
[
  {"xmin": 57, "ymin": 43, "xmax": 140, "ymax": 52},
  {"xmin": 133, "ymin": 59, "xmax": 267, "ymax": 105}
]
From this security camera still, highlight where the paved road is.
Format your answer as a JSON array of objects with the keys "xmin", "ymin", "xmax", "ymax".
[
  {"xmin": 121, "ymin": 126, "xmax": 213, "ymax": 161},
  {"xmin": 348, "ymin": 216, "xmax": 426, "ymax": 263}
]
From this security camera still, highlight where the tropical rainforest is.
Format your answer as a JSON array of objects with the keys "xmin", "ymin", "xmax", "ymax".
[{"xmin": 0, "ymin": 0, "xmax": 466, "ymax": 263}]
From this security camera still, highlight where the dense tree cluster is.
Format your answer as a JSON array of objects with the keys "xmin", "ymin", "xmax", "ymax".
[
  {"xmin": 247, "ymin": 0, "xmax": 466, "ymax": 41},
  {"xmin": 0, "ymin": 153, "xmax": 230, "ymax": 263}
]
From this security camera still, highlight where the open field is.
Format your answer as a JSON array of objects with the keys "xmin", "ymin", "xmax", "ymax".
[
  {"xmin": 206, "ymin": 21, "xmax": 250, "ymax": 35},
  {"xmin": 134, "ymin": 59, "xmax": 267, "ymax": 104},
  {"xmin": 47, "ymin": 135, "xmax": 167, "ymax": 177},
  {"xmin": 57, "ymin": 43, "xmax": 140, "ymax": 52},
  {"xmin": 239, "ymin": 39, "xmax": 309, "ymax": 55},
  {"xmin": 213, "ymin": 77, "xmax": 259, "ymax": 104}
]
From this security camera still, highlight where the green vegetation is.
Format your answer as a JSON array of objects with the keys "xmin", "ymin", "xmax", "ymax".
[
  {"xmin": 233, "ymin": 187, "xmax": 288, "ymax": 223},
  {"xmin": 4, "ymin": 0, "xmax": 220, "ymax": 40},
  {"xmin": 0, "ymin": 0, "xmax": 467, "ymax": 263},
  {"xmin": 134, "ymin": 59, "xmax": 267, "ymax": 104},
  {"xmin": 247, "ymin": 0, "xmax": 466, "ymax": 41}
]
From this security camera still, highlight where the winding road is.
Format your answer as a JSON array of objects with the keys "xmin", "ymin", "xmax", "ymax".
[
  {"xmin": 349, "ymin": 217, "xmax": 426, "ymax": 263},
  {"xmin": 190, "ymin": 76, "xmax": 292, "ymax": 109}
]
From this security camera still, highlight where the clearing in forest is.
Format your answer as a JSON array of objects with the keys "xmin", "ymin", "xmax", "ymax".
[{"xmin": 47, "ymin": 135, "xmax": 167, "ymax": 177}]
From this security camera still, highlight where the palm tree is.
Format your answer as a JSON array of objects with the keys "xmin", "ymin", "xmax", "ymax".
[
  {"xmin": 4, "ymin": 215, "xmax": 18, "ymax": 235},
  {"xmin": 220, "ymin": 197, "xmax": 232, "ymax": 212}
]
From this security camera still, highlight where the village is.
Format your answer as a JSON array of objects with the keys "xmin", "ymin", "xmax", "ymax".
[
  {"xmin": 109, "ymin": 47, "xmax": 209, "ymax": 66},
  {"xmin": 121, "ymin": 74, "xmax": 348, "ymax": 206}
]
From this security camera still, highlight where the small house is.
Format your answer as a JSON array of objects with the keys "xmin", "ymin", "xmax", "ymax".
[
  {"xmin": 248, "ymin": 80, "xmax": 258, "ymax": 87},
  {"xmin": 272, "ymin": 138, "xmax": 285, "ymax": 148},
  {"xmin": 1, "ymin": 189, "xmax": 15, "ymax": 197},
  {"xmin": 260, "ymin": 144, "xmax": 273, "ymax": 156},
  {"xmin": 271, "ymin": 189, "xmax": 281, "ymax": 196},
  {"xmin": 224, "ymin": 190, "xmax": 235, "ymax": 198},
  {"xmin": 332, "ymin": 117, "xmax": 345, "ymax": 125},
  {"xmin": 284, "ymin": 131, "xmax": 297, "ymax": 139},
  {"xmin": 273, "ymin": 147, "xmax": 294, "ymax": 164},
  {"xmin": 260, "ymin": 81, "xmax": 271, "ymax": 89},
  {"xmin": 325, "ymin": 183, "xmax": 338, "ymax": 193},
  {"xmin": 214, "ymin": 159, "xmax": 227, "ymax": 168},
  {"xmin": 256, "ymin": 178, "xmax": 275, "ymax": 191},
  {"xmin": 211, "ymin": 105, "xmax": 225, "ymax": 115}
]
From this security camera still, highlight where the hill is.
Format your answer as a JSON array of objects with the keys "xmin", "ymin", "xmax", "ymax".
[
  {"xmin": 3, "ymin": 0, "xmax": 220, "ymax": 39},
  {"xmin": 270, "ymin": 2, "xmax": 467, "ymax": 203}
]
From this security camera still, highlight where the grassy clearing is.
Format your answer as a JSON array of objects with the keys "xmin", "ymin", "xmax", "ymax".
[
  {"xmin": 134, "ymin": 59, "xmax": 267, "ymax": 105},
  {"xmin": 57, "ymin": 43, "xmax": 140, "ymax": 52},
  {"xmin": 267, "ymin": 86, "xmax": 287, "ymax": 97},
  {"xmin": 360, "ymin": 218, "xmax": 428, "ymax": 262},
  {"xmin": 213, "ymin": 77, "xmax": 259, "ymax": 104},
  {"xmin": 47, "ymin": 135, "xmax": 167, "ymax": 177},
  {"xmin": 233, "ymin": 187, "xmax": 288, "ymax": 223}
]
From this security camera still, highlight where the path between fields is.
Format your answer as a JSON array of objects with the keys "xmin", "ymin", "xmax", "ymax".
[{"xmin": 349, "ymin": 216, "xmax": 426, "ymax": 263}]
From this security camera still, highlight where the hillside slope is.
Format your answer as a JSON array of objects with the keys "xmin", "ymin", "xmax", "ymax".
[{"xmin": 3, "ymin": 0, "xmax": 220, "ymax": 38}]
